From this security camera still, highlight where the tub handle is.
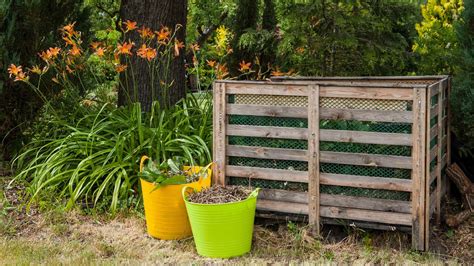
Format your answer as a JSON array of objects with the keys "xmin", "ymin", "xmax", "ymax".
[
  {"xmin": 140, "ymin": 155, "xmax": 149, "ymax": 173},
  {"xmin": 182, "ymin": 186, "xmax": 195, "ymax": 201}
]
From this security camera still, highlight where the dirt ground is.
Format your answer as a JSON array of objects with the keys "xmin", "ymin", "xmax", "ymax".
[{"xmin": 1, "ymin": 177, "xmax": 472, "ymax": 265}]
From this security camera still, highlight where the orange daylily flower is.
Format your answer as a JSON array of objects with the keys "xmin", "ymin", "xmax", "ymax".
[
  {"xmin": 95, "ymin": 47, "xmax": 106, "ymax": 57},
  {"xmin": 216, "ymin": 63, "xmax": 229, "ymax": 79},
  {"xmin": 189, "ymin": 43, "xmax": 200, "ymax": 52},
  {"xmin": 137, "ymin": 44, "xmax": 157, "ymax": 61},
  {"xmin": 239, "ymin": 60, "xmax": 252, "ymax": 72},
  {"xmin": 8, "ymin": 64, "xmax": 28, "ymax": 81},
  {"xmin": 117, "ymin": 42, "xmax": 134, "ymax": 55},
  {"xmin": 123, "ymin": 20, "xmax": 137, "ymax": 32},
  {"xmin": 90, "ymin": 42, "xmax": 102, "ymax": 50},
  {"xmin": 39, "ymin": 51, "xmax": 50, "ymax": 62},
  {"xmin": 271, "ymin": 68, "xmax": 285, "ymax": 77},
  {"xmin": 62, "ymin": 22, "xmax": 76, "ymax": 35},
  {"xmin": 66, "ymin": 65, "xmax": 74, "ymax": 73},
  {"xmin": 63, "ymin": 36, "xmax": 75, "ymax": 46},
  {"xmin": 115, "ymin": 64, "xmax": 128, "ymax": 73},
  {"xmin": 29, "ymin": 65, "xmax": 44, "ymax": 75},
  {"xmin": 69, "ymin": 45, "xmax": 81, "ymax": 57},
  {"xmin": 156, "ymin": 27, "xmax": 170, "ymax": 43},
  {"xmin": 206, "ymin": 60, "xmax": 216, "ymax": 68},
  {"xmin": 174, "ymin": 40, "xmax": 185, "ymax": 56},
  {"xmin": 7, "ymin": 64, "xmax": 22, "ymax": 77},
  {"xmin": 138, "ymin": 26, "xmax": 154, "ymax": 39},
  {"xmin": 14, "ymin": 71, "xmax": 28, "ymax": 82},
  {"xmin": 48, "ymin": 47, "xmax": 61, "ymax": 58}
]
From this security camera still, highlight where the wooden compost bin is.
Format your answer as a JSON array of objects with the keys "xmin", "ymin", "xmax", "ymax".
[{"xmin": 212, "ymin": 76, "xmax": 450, "ymax": 251}]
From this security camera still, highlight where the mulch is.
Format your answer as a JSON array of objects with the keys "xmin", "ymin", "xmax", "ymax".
[{"xmin": 186, "ymin": 185, "xmax": 252, "ymax": 204}]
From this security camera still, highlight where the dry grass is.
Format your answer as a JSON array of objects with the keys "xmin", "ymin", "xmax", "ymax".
[{"xmin": 0, "ymin": 177, "xmax": 471, "ymax": 265}]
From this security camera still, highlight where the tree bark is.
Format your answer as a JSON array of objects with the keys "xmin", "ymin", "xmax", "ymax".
[{"xmin": 119, "ymin": 0, "xmax": 187, "ymax": 111}]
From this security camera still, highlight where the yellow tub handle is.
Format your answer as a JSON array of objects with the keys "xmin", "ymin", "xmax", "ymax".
[{"xmin": 140, "ymin": 155, "xmax": 150, "ymax": 173}]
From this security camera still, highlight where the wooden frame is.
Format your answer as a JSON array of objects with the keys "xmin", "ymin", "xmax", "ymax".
[{"xmin": 212, "ymin": 76, "xmax": 450, "ymax": 251}]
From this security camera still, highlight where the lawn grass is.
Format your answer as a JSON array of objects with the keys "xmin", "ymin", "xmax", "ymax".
[{"xmin": 0, "ymin": 176, "xmax": 469, "ymax": 265}]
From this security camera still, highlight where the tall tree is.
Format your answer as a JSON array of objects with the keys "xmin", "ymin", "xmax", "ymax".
[{"xmin": 119, "ymin": 0, "xmax": 188, "ymax": 111}]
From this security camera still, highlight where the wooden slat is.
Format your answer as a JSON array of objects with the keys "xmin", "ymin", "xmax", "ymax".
[
  {"xmin": 430, "ymin": 145, "xmax": 437, "ymax": 162},
  {"xmin": 320, "ymin": 173, "xmax": 412, "ymax": 192},
  {"xmin": 227, "ymin": 104, "xmax": 307, "ymax": 119},
  {"xmin": 429, "ymin": 82, "xmax": 441, "ymax": 97},
  {"xmin": 226, "ymin": 165, "xmax": 308, "ymax": 183},
  {"xmin": 430, "ymin": 99, "xmax": 447, "ymax": 119},
  {"xmin": 257, "ymin": 201, "xmax": 413, "ymax": 225},
  {"xmin": 321, "ymin": 194, "xmax": 412, "ymax": 214},
  {"xmin": 308, "ymin": 85, "xmax": 320, "ymax": 234},
  {"xmin": 226, "ymin": 145, "xmax": 307, "ymax": 161},
  {"xmin": 226, "ymin": 83, "xmax": 308, "ymax": 96},
  {"xmin": 320, "ymin": 108, "xmax": 413, "ymax": 123},
  {"xmin": 319, "ymin": 86, "xmax": 413, "ymax": 100},
  {"xmin": 227, "ymin": 104, "xmax": 413, "ymax": 123},
  {"xmin": 320, "ymin": 206, "xmax": 412, "ymax": 226},
  {"xmin": 320, "ymin": 151, "xmax": 412, "ymax": 169},
  {"xmin": 411, "ymin": 87, "xmax": 427, "ymax": 251},
  {"xmin": 257, "ymin": 189, "xmax": 412, "ymax": 214},
  {"xmin": 320, "ymin": 129, "xmax": 412, "ymax": 146},
  {"xmin": 430, "ymin": 125, "xmax": 438, "ymax": 139},
  {"xmin": 227, "ymin": 125, "xmax": 413, "ymax": 146},
  {"xmin": 227, "ymin": 125, "xmax": 308, "ymax": 140},
  {"xmin": 430, "ymin": 191, "xmax": 436, "ymax": 216},
  {"xmin": 430, "ymin": 169, "xmax": 437, "ymax": 185},
  {"xmin": 257, "ymin": 199, "xmax": 308, "ymax": 214},
  {"xmin": 213, "ymin": 82, "xmax": 227, "ymax": 185},
  {"xmin": 226, "ymin": 145, "xmax": 412, "ymax": 169}
]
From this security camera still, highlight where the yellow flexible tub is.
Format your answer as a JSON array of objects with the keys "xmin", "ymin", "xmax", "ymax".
[{"xmin": 140, "ymin": 156, "xmax": 211, "ymax": 240}]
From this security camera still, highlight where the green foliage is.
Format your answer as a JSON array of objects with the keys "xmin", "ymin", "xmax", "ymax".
[
  {"xmin": 0, "ymin": 0, "xmax": 93, "ymax": 159},
  {"xmin": 413, "ymin": 0, "xmax": 464, "ymax": 75},
  {"xmin": 277, "ymin": 0, "xmax": 420, "ymax": 76},
  {"xmin": 140, "ymin": 158, "xmax": 204, "ymax": 188},
  {"xmin": 451, "ymin": 0, "xmax": 474, "ymax": 157},
  {"xmin": 12, "ymin": 94, "xmax": 212, "ymax": 212}
]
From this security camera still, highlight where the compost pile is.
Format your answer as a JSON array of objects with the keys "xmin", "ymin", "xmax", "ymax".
[{"xmin": 187, "ymin": 185, "xmax": 252, "ymax": 204}]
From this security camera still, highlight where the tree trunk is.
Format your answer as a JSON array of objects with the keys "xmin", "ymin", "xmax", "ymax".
[{"xmin": 119, "ymin": 0, "xmax": 187, "ymax": 111}]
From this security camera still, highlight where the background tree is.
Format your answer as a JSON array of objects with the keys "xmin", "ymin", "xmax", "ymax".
[
  {"xmin": 452, "ymin": 0, "xmax": 474, "ymax": 159},
  {"xmin": 412, "ymin": 0, "xmax": 464, "ymax": 75},
  {"xmin": 118, "ymin": 0, "xmax": 187, "ymax": 111},
  {"xmin": 229, "ymin": 0, "xmax": 259, "ymax": 75}
]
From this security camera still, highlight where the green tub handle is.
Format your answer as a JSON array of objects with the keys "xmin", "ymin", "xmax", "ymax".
[{"xmin": 182, "ymin": 186, "xmax": 195, "ymax": 202}]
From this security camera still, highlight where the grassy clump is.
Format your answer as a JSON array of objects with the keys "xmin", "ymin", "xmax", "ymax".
[{"xmin": 12, "ymin": 93, "xmax": 212, "ymax": 212}]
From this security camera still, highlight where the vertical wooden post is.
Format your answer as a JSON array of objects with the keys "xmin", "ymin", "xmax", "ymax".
[
  {"xmin": 424, "ymin": 86, "xmax": 432, "ymax": 250},
  {"xmin": 213, "ymin": 82, "xmax": 227, "ymax": 186},
  {"xmin": 308, "ymin": 84, "xmax": 320, "ymax": 235},
  {"xmin": 412, "ymin": 87, "xmax": 427, "ymax": 251},
  {"xmin": 436, "ymin": 82, "xmax": 443, "ymax": 224},
  {"xmin": 446, "ymin": 77, "xmax": 452, "ymax": 196}
]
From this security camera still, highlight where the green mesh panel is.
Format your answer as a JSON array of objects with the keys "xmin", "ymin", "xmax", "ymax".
[
  {"xmin": 229, "ymin": 136, "xmax": 307, "ymax": 150},
  {"xmin": 320, "ymin": 185, "xmax": 410, "ymax": 201},
  {"xmin": 229, "ymin": 177, "xmax": 308, "ymax": 191},
  {"xmin": 321, "ymin": 120, "xmax": 412, "ymax": 133},
  {"xmin": 225, "ymin": 96, "xmax": 414, "ymax": 201},
  {"xmin": 228, "ymin": 157, "xmax": 308, "ymax": 171},
  {"xmin": 320, "ymin": 141, "xmax": 411, "ymax": 156},
  {"xmin": 320, "ymin": 163, "xmax": 411, "ymax": 179}
]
